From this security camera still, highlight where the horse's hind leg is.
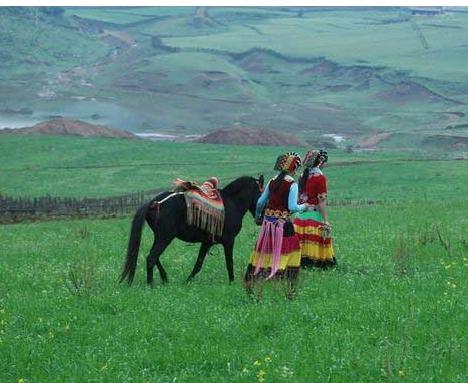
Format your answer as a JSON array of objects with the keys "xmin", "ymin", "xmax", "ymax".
[
  {"xmin": 147, "ymin": 237, "xmax": 172, "ymax": 286},
  {"xmin": 223, "ymin": 239, "xmax": 235, "ymax": 283},
  {"xmin": 186, "ymin": 242, "xmax": 212, "ymax": 283}
]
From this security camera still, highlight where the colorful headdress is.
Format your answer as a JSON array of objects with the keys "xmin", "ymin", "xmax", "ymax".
[
  {"xmin": 303, "ymin": 149, "xmax": 328, "ymax": 168},
  {"xmin": 274, "ymin": 152, "xmax": 302, "ymax": 173}
]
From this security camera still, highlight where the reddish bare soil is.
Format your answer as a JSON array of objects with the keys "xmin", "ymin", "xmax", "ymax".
[
  {"xmin": 197, "ymin": 126, "xmax": 303, "ymax": 146},
  {"xmin": 0, "ymin": 117, "xmax": 136, "ymax": 139}
]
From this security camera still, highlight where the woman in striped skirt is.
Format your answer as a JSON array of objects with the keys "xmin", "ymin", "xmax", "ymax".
[
  {"xmin": 294, "ymin": 150, "xmax": 336, "ymax": 269},
  {"xmin": 245, "ymin": 152, "xmax": 307, "ymax": 290}
]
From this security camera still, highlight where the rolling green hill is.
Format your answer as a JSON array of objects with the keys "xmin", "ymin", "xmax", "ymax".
[{"xmin": 1, "ymin": 6, "xmax": 468, "ymax": 153}]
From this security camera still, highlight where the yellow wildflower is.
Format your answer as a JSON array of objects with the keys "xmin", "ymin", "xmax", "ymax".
[
  {"xmin": 257, "ymin": 370, "xmax": 266, "ymax": 382},
  {"xmin": 398, "ymin": 370, "xmax": 405, "ymax": 377},
  {"xmin": 253, "ymin": 360, "xmax": 261, "ymax": 366},
  {"xmin": 264, "ymin": 356, "xmax": 272, "ymax": 363}
]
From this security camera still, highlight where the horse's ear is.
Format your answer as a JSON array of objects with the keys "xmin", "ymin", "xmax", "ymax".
[{"xmin": 258, "ymin": 175, "xmax": 264, "ymax": 192}]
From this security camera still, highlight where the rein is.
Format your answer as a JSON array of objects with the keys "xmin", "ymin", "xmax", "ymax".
[{"xmin": 150, "ymin": 192, "xmax": 184, "ymax": 209}]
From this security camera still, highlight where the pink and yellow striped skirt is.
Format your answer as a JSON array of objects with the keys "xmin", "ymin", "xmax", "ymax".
[{"xmin": 245, "ymin": 216, "xmax": 301, "ymax": 282}]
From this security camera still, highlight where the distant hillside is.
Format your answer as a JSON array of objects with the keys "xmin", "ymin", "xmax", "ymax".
[
  {"xmin": 197, "ymin": 126, "xmax": 303, "ymax": 146},
  {"xmin": 0, "ymin": 118, "xmax": 136, "ymax": 139},
  {"xmin": 0, "ymin": 6, "xmax": 468, "ymax": 154}
]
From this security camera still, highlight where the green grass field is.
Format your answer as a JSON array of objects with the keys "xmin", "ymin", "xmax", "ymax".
[
  {"xmin": 1, "ymin": 136, "xmax": 467, "ymax": 201},
  {"xmin": 0, "ymin": 136, "xmax": 467, "ymax": 382},
  {"xmin": 1, "ymin": 200, "xmax": 466, "ymax": 382}
]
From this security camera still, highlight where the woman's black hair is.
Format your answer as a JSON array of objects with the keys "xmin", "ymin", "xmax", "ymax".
[
  {"xmin": 270, "ymin": 170, "xmax": 287, "ymax": 192},
  {"xmin": 299, "ymin": 151, "xmax": 327, "ymax": 193},
  {"xmin": 298, "ymin": 167, "xmax": 309, "ymax": 194}
]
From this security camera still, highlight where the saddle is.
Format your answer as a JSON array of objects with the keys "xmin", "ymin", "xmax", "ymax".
[{"xmin": 173, "ymin": 177, "xmax": 225, "ymax": 238}]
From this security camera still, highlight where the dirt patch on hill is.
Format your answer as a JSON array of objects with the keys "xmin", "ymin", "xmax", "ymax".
[
  {"xmin": 190, "ymin": 71, "xmax": 239, "ymax": 87},
  {"xmin": 357, "ymin": 132, "xmax": 393, "ymax": 149},
  {"xmin": 375, "ymin": 81, "xmax": 461, "ymax": 104},
  {"xmin": 100, "ymin": 30, "xmax": 135, "ymax": 46},
  {"xmin": 236, "ymin": 51, "xmax": 278, "ymax": 73},
  {"xmin": 197, "ymin": 126, "xmax": 303, "ymax": 146},
  {"xmin": 422, "ymin": 134, "xmax": 468, "ymax": 149},
  {"xmin": 191, "ymin": 7, "xmax": 223, "ymax": 28},
  {"xmin": 0, "ymin": 117, "xmax": 136, "ymax": 139},
  {"xmin": 302, "ymin": 60, "xmax": 339, "ymax": 76},
  {"xmin": 446, "ymin": 123, "xmax": 468, "ymax": 130}
]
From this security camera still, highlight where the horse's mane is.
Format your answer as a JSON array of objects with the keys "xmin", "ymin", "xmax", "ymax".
[{"xmin": 221, "ymin": 176, "xmax": 255, "ymax": 196}]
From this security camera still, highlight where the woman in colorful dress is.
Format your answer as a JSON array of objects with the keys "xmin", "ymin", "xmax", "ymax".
[
  {"xmin": 244, "ymin": 152, "xmax": 307, "ymax": 291},
  {"xmin": 294, "ymin": 150, "xmax": 336, "ymax": 268}
]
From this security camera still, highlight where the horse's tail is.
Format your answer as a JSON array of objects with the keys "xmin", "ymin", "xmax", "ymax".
[{"xmin": 120, "ymin": 202, "xmax": 150, "ymax": 285}]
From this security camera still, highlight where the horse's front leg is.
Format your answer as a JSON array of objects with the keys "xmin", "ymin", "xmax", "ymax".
[
  {"xmin": 223, "ymin": 239, "xmax": 235, "ymax": 283},
  {"xmin": 186, "ymin": 242, "xmax": 212, "ymax": 283}
]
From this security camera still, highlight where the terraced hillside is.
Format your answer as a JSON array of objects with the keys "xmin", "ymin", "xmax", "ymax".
[{"xmin": 1, "ymin": 6, "xmax": 468, "ymax": 153}]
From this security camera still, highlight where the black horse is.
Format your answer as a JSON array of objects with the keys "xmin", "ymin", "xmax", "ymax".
[{"xmin": 120, "ymin": 176, "xmax": 264, "ymax": 286}]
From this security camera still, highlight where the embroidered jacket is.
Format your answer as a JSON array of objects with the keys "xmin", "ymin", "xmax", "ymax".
[
  {"xmin": 256, "ymin": 175, "xmax": 306, "ymax": 218},
  {"xmin": 299, "ymin": 167, "xmax": 328, "ymax": 205}
]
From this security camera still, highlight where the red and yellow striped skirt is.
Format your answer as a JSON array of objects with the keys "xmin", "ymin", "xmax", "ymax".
[{"xmin": 293, "ymin": 211, "xmax": 336, "ymax": 268}]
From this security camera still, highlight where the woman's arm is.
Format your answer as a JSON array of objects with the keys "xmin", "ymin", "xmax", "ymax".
[
  {"xmin": 316, "ymin": 175, "xmax": 330, "ymax": 225},
  {"xmin": 288, "ymin": 183, "xmax": 306, "ymax": 213},
  {"xmin": 255, "ymin": 181, "xmax": 270, "ymax": 218},
  {"xmin": 317, "ymin": 195, "xmax": 330, "ymax": 225}
]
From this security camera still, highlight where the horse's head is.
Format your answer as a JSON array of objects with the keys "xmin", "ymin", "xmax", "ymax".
[
  {"xmin": 221, "ymin": 175, "xmax": 264, "ymax": 218},
  {"xmin": 248, "ymin": 174, "xmax": 264, "ymax": 218}
]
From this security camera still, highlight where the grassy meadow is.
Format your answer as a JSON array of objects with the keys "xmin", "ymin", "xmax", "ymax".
[
  {"xmin": 1, "ymin": 135, "xmax": 467, "ymax": 200},
  {"xmin": 1, "ymin": 136, "xmax": 467, "ymax": 382},
  {"xmin": 0, "ymin": 199, "xmax": 466, "ymax": 382}
]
